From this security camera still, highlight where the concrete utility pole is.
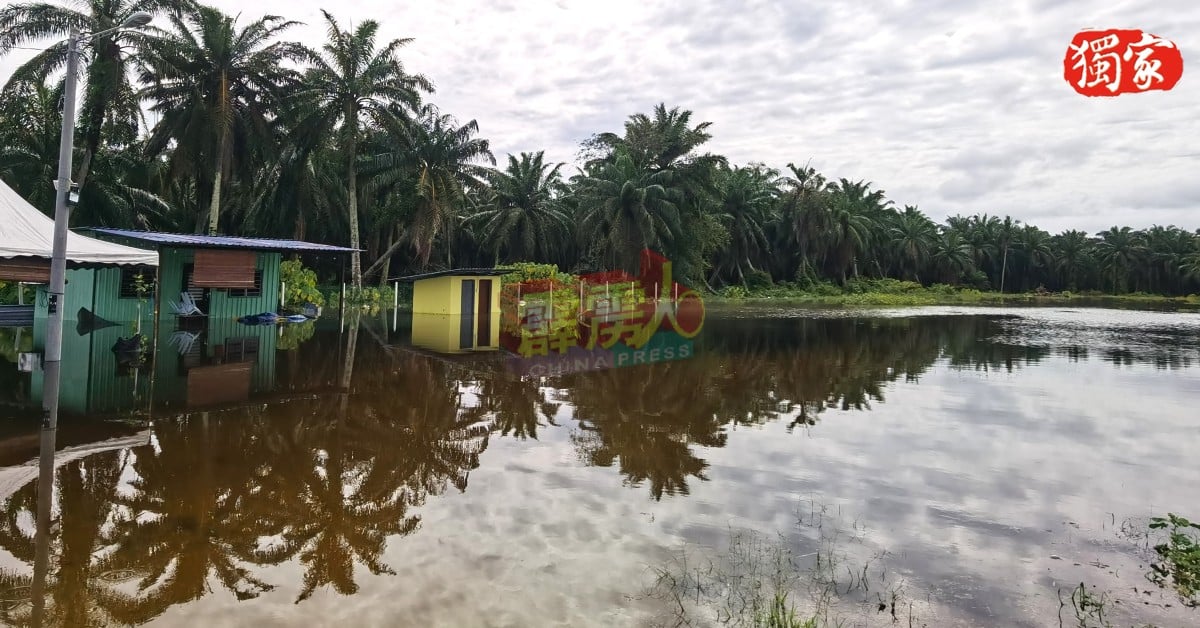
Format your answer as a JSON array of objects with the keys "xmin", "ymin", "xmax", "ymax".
[
  {"xmin": 35, "ymin": 18, "xmax": 153, "ymax": 624},
  {"xmin": 43, "ymin": 12, "xmax": 153, "ymax": 432}
]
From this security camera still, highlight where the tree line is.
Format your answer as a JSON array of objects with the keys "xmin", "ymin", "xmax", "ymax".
[{"xmin": 2, "ymin": 1, "xmax": 1199, "ymax": 295}]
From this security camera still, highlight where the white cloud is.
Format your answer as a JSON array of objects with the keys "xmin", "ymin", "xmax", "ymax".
[{"xmin": 2, "ymin": 0, "xmax": 1196, "ymax": 233}]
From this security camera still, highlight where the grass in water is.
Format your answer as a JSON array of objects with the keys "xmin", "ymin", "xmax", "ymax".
[
  {"xmin": 647, "ymin": 501, "xmax": 920, "ymax": 627},
  {"xmin": 1058, "ymin": 582, "xmax": 1113, "ymax": 628}
]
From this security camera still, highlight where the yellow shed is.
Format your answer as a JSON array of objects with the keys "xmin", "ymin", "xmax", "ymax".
[{"xmin": 396, "ymin": 268, "xmax": 505, "ymax": 353}]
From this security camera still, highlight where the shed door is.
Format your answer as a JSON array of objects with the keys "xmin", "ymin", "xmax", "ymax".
[
  {"xmin": 477, "ymin": 279, "xmax": 492, "ymax": 346},
  {"xmin": 192, "ymin": 250, "xmax": 256, "ymax": 288},
  {"xmin": 459, "ymin": 280, "xmax": 475, "ymax": 349}
]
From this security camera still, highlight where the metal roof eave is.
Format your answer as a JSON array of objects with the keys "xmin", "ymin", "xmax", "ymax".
[
  {"xmin": 85, "ymin": 228, "xmax": 362, "ymax": 254},
  {"xmin": 390, "ymin": 268, "xmax": 509, "ymax": 283}
]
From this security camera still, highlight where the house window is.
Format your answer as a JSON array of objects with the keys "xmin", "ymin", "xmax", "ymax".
[
  {"xmin": 119, "ymin": 267, "xmax": 156, "ymax": 299},
  {"xmin": 228, "ymin": 270, "xmax": 263, "ymax": 298}
]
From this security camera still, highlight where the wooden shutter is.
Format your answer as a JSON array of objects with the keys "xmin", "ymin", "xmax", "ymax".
[
  {"xmin": 0, "ymin": 258, "xmax": 51, "ymax": 282},
  {"xmin": 192, "ymin": 249, "xmax": 256, "ymax": 288}
]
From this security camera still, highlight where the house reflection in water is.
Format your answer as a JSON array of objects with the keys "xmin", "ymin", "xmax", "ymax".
[{"xmin": 17, "ymin": 315, "xmax": 335, "ymax": 419}]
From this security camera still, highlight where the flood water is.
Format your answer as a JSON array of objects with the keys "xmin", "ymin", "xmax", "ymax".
[{"xmin": 0, "ymin": 306, "xmax": 1198, "ymax": 627}]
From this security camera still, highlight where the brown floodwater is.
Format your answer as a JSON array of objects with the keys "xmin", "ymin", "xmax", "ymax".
[{"xmin": 0, "ymin": 305, "xmax": 1198, "ymax": 627}]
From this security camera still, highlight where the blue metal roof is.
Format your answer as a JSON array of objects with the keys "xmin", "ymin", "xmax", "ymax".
[{"xmin": 87, "ymin": 228, "xmax": 360, "ymax": 253}]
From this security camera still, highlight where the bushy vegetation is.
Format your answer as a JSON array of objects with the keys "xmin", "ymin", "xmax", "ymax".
[
  {"xmin": 1149, "ymin": 513, "xmax": 1200, "ymax": 607},
  {"xmin": 279, "ymin": 259, "xmax": 325, "ymax": 312},
  {"xmin": 3, "ymin": 2, "xmax": 1200, "ymax": 300}
]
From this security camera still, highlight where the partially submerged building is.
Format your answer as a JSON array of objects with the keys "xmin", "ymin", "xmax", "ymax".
[
  {"xmin": 88, "ymin": 228, "xmax": 356, "ymax": 323},
  {"xmin": 397, "ymin": 268, "xmax": 505, "ymax": 353}
]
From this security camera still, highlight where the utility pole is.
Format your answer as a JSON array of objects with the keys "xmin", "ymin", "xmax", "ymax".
[{"xmin": 34, "ymin": 15, "xmax": 153, "ymax": 623}]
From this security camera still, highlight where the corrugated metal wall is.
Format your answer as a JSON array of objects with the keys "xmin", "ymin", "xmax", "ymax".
[
  {"xmin": 93, "ymin": 266, "xmax": 154, "ymax": 323},
  {"xmin": 157, "ymin": 248, "xmax": 281, "ymax": 320},
  {"xmin": 33, "ymin": 267, "xmax": 96, "ymax": 323}
]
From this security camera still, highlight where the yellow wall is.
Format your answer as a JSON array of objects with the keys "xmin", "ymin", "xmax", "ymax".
[
  {"xmin": 409, "ymin": 275, "xmax": 502, "ymax": 351},
  {"xmin": 412, "ymin": 276, "xmax": 455, "ymax": 314},
  {"xmin": 411, "ymin": 313, "xmax": 461, "ymax": 353}
]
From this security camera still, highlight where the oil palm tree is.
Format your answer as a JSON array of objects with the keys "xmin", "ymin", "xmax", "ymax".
[
  {"xmin": 1016, "ymin": 225, "xmax": 1054, "ymax": 291},
  {"xmin": 825, "ymin": 178, "xmax": 884, "ymax": 284},
  {"xmin": 575, "ymin": 148, "xmax": 681, "ymax": 273},
  {"xmin": 586, "ymin": 104, "xmax": 725, "ymax": 284},
  {"xmin": 932, "ymin": 229, "xmax": 974, "ymax": 284},
  {"xmin": 139, "ymin": 5, "xmax": 305, "ymax": 234},
  {"xmin": 774, "ymin": 162, "xmax": 830, "ymax": 282},
  {"xmin": 0, "ymin": 77, "xmax": 60, "ymax": 211},
  {"xmin": 710, "ymin": 164, "xmax": 777, "ymax": 286},
  {"xmin": 291, "ymin": 10, "xmax": 432, "ymax": 286},
  {"xmin": 470, "ymin": 151, "xmax": 571, "ymax": 264},
  {"xmin": 1052, "ymin": 229, "xmax": 1092, "ymax": 291},
  {"xmin": 889, "ymin": 205, "xmax": 936, "ymax": 282},
  {"xmin": 0, "ymin": 0, "xmax": 183, "ymax": 192},
  {"xmin": 993, "ymin": 215, "xmax": 1021, "ymax": 292},
  {"xmin": 369, "ymin": 105, "xmax": 494, "ymax": 268},
  {"xmin": 1095, "ymin": 226, "xmax": 1145, "ymax": 293},
  {"xmin": 102, "ymin": 419, "xmax": 275, "ymax": 624}
]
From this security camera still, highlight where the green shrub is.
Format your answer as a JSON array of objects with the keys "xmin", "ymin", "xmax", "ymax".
[
  {"xmin": 745, "ymin": 270, "xmax": 773, "ymax": 291},
  {"xmin": 325, "ymin": 285, "xmax": 396, "ymax": 309},
  {"xmin": 497, "ymin": 262, "xmax": 575, "ymax": 286},
  {"xmin": 845, "ymin": 277, "xmax": 922, "ymax": 294},
  {"xmin": 927, "ymin": 283, "xmax": 958, "ymax": 295},
  {"xmin": 280, "ymin": 260, "xmax": 325, "ymax": 312},
  {"xmin": 966, "ymin": 270, "xmax": 991, "ymax": 291},
  {"xmin": 722, "ymin": 285, "xmax": 749, "ymax": 300}
]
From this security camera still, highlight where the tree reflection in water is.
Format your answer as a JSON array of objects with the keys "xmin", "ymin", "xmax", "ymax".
[
  {"xmin": 0, "ymin": 322, "xmax": 491, "ymax": 622},
  {"xmin": 509, "ymin": 315, "xmax": 1054, "ymax": 500},
  {"xmin": 0, "ymin": 312, "xmax": 1192, "ymax": 623}
]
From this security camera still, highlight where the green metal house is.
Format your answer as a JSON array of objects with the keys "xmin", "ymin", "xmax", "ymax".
[{"xmin": 87, "ymin": 229, "xmax": 356, "ymax": 322}]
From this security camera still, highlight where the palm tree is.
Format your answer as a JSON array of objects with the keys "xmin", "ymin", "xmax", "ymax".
[
  {"xmin": 100, "ymin": 418, "xmax": 276, "ymax": 624},
  {"xmin": 993, "ymin": 216, "xmax": 1021, "ymax": 292},
  {"xmin": 0, "ymin": 0, "xmax": 181, "ymax": 192},
  {"xmin": 774, "ymin": 162, "xmax": 830, "ymax": 283},
  {"xmin": 1016, "ymin": 225, "xmax": 1054, "ymax": 291},
  {"xmin": 932, "ymin": 229, "xmax": 974, "ymax": 284},
  {"xmin": 575, "ymin": 148, "xmax": 682, "ymax": 273},
  {"xmin": 369, "ymin": 105, "xmax": 493, "ymax": 268},
  {"xmin": 1052, "ymin": 230, "xmax": 1092, "ymax": 291},
  {"xmin": 139, "ymin": 5, "xmax": 305, "ymax": 234},
  {"xmin": 710, "ymin": 164, "xmax": 777, "ymax": 286},
  {"xmin": 889, "ymin": 205, "xmax": 936, "ymax": 282},
  {"xmin": 585, "ymin": 104, "xmax": 725, "ymax": 285},
  {"xmin": 292, "ymin": 10, "xmax": 432, "ymax": 287},
  {"xmin": 825, "ymin": 178, "xmax": 884, "ymax": 284},
  {"xmin": 1094, "ymin": 226, "xmax": 1145, "ymax": 293},
  {"xmin": 470, "ymin": 151, "xmax": 571, "ymax": 264},
  {"xmin": 0, "ymin": 78, "xmax": 60, "ymax": 211}
]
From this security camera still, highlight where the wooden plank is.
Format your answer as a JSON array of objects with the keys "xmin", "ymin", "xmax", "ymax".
[
  {"xmin": 192, "ymin": 249, "xmax": 256, "ymax": 288},
  {"xmin": 0, "ymin": 258, "xmax": 50, "ymax": 282},
  {"xmin": 186, "ymin": 362, "xmax": 252, "ymax": 407}
]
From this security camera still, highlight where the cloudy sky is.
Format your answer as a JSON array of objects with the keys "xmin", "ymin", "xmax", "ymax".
[{"xmin": 2, "ymin": 0, "xmax": 1198, "ymax": 233}]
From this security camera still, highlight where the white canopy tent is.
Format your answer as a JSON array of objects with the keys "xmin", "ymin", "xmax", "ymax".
[{"xmin": 0, "ymin": 178, "xmax": 158, "ymax": 267}]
